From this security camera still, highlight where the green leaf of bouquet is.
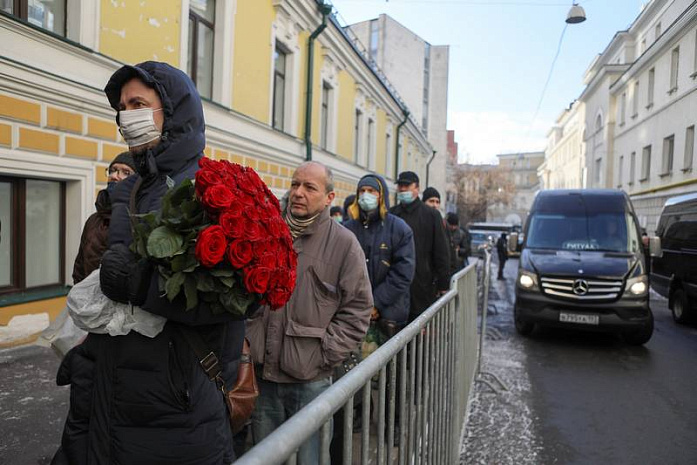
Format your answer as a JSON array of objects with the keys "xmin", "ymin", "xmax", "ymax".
[
  {"xmin": 195, "ymin": 271, "xmax": 216, "ymax": 293},
  {"xmin": 218, "ymin": 276, "xmax": 236, "ymax": 288},
  {"xmin": 146, "ymin": 226, "xmax": 184, "ymax": 259},
  {"xmin": 219, "ymin": 288, "xmax": 254, "ymax": 317},
  {"xmin": 171, "ymin": 253, "xmax": 198, "ymax": 272},
  {"xmin": 210, "ymin": 268, "xmax": 236, "ymax": 278},
  {"xmin": 183, "ymin": 275, "xmax": 198, "ymax": 311},
  {"xmin": 165, "ymin": 271, "xmax": 185, "ymax": 302}
]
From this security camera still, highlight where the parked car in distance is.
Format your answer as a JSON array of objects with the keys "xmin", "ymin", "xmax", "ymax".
[
  {"xmin": 650, "ymin": 192, "xmax": 697, "ymax": 324},
  {"xmin": 512, "ymin": 189, "xmax": 655, "ymax": 345},
  {"xmin": 469, "ymin": 230, "xmax": 493, "ymax": 258}
]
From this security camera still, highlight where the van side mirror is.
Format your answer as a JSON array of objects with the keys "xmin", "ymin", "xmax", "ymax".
[
  {"xmin": 649, "ymin": 236, "xmax": 662, "ymax": 258},
  {"xmin": 508, "ymin": 233, "xmax": 518, "ymax": 253}
]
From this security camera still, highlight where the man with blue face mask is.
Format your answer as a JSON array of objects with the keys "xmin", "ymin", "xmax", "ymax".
[
  {"xmin": 390, "ymin": 171, "xmax": 450, "ymax": 321},
  {"xmin": 332, "ymin": 174, "xmax": 414, "ymax": 458}
]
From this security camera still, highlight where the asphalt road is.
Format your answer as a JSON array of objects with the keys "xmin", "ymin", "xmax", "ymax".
[
  {"xmin": 464, "ymin": 255, "xmax": 697, "ymax": 465},
  {"xmin": 0, "ymin": 345, "xmax": 67, "ymax": 465}
]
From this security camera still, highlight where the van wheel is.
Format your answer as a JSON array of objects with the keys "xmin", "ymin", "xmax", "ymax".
[
  {"xmin": 623, "ymin": 313, "xmax": 654, "ymax": 346},
  {"xmin": 514, "ymin": 306, "xmax": 535, "ymax": 336},
  {"xmin": 671, "ymin": 288, "xmax": 692, "ymax": 324}
]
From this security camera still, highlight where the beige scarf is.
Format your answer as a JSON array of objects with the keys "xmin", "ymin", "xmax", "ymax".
[{"xmin": 285, "ymin": 211, "xmax": 321, "ymax": 240}]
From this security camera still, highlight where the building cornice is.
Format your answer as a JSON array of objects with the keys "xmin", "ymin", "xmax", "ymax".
[
  {"xmin": 610, "ymin": 0, "xmax": 697, "ymax": 94},
  {"xmin": 579, "ymin": 64, "xmax": 629, "ymax": 101}
]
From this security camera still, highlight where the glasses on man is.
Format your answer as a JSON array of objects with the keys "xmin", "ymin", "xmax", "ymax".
[{"xmin": 106, "ymin": 167, "xmax": 134, "ymax": 178}]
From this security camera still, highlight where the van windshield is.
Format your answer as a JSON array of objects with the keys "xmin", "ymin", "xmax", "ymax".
[{"xmin": 526, "ymin": 212, "xmax": 640, "ymax": 253}]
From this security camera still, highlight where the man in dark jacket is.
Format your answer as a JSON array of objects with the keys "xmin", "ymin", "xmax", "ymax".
[
  {"xmin": 497, "ymin": 233, "xmax": 509, "ymax": 280},
  {"xmin": 345, "ymin": 174, "xmax": 415, "ymax": 328},
  {"xmin": 446, "ymin": 213, "xmax": 471, "ymax": 272},
  {"xmin": 390, "ymin": 171, "xmax": 450, "ymax": 321},
  {"xmin": 53, "ymin": 62, "xmax": 247, "ymax": 465},
  {"xmin": 72, "ymin": 152, "xmax": 135, "ymax": 284}
]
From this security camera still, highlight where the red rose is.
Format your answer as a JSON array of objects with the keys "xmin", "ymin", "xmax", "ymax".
[
  {"xmin": 234, "ymin": 189, "xmax": 256, "ymax": 208},
  {"xmin": 227, "ymin": 240, "xmax": 254, "ymax": 269},
  {"xmin": 258, "ymin": 253, "xmax": 276, "ymax": 270},
  {"xmin": 198, "ymin": 157, "xmax": 218, "ymax": 171},
  {"xmin": 239, "ymin": 169, "xmax": 265, "ymax": 195},
  {"xmin": 244, "ymin": 206, "xmax": 262, "ymax": 222},
  {"xmin": 219, "ymin": 212, "xmax": 245, "ymax": 238},
  {"xmin": 244, "ymin": 266, "xmax": 272, "ymax": 294},
  {"xmin": 246, "ymin": 219, "xmax": 265, "ymax": 242},
  {"xmin": 195, "ymin": 169, "xmax": 222, "ymax": 197},
  {"xmin": 202, "ymin": 184, "xmax": 234, "ymax": 211},
  {"xmin": 223, "ymin": 201, "xmax": 244, "ymax": 218},
  {"xmin": 252, "ymin": 239, "xmax": 270, "ymax": 260},
  {"xmin": 195, "ymin": 225, "xmax": 227, "ymax": 268},
  {"xmin": 222, "ymin": 161, "xmax": 244, "ymax": 177},
  {"xmin": 267, "ymin": 287, "xmax": 291, "ymax": 310}
]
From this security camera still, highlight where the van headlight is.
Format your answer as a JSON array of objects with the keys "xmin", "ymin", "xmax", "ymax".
[
  {"xmin": 518, "ymin": 270, "xmax": 538, "ymax": 290},
  {"xmin": 625, "ymin": 275, "xmax": 648, "ymax": 296}
]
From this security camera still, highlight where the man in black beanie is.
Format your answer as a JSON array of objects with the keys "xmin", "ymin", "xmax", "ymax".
[
  {"xmin": 446, "ymin": 212, "xmax": 471, "ymax": 272},
  {"xmin": 390, "ymin": 172, "xmax": 450, "ymax": 320},
  {"xmin": 422, "ymin": 186, "xmax": 441, "ymax": 210}
]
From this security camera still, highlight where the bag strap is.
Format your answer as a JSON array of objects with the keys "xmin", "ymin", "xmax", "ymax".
[{"xmin": 176, "ymin": 325, "xmax": 223, "ymax": 382}]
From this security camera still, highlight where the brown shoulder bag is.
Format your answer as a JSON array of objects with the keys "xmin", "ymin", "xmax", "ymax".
[{"xmin": 178, "ymin": 327, "xmax": 258, "ymax": 434}]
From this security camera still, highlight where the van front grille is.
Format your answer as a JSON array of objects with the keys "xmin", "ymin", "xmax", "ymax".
[{"xmin": 540, "ymin": 276, "xmax": 623, "ymax": 301}]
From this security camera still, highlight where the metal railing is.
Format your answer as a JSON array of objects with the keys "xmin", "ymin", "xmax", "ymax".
[{"xmin": 236, "ymin": 262, "xmax": 481, "ymax": 465}]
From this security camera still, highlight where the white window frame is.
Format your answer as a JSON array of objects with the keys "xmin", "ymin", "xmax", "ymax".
[
  {"xmin": 647, "ymin": 68, "xmax": 655, "ymax": 108},
  {"xmin": 618, "ymin": 92, "xmax": 626, "ymax": 126},
  {"xmin": 629, "ymin": 151, "xmax": 636, "ymax": 185},
  {"xmin": 66, "ymin": 0, "xmax": 101, "ymax": 50},
  {"xmin": 385, "ymin": 122, "xmax": 394, "ymax": 179},
  {"xmin": 684, "ymin": 125, "xmax": 695, "ymax": 171},
  {"xmin": 268, "ymin": 11, "xmax": 300, "ymax": 135},
  {"xmin": 669, "ymin": 46, "xmax": 680, "ymax": 94},
  {"xmin": 632, "ymin": 81, "xmax": 639, "ymax": 117},
  {"xmin": 661, "ymin": 135, "xmax": 674, "ymax": 175},
  {"xmin": 367, "ymin": 117, "xmax": 376, "ymax": 171},
  {"xmin": 319, "ymin": 54, "xmax": 340, "ymax": 153},
  {"xmin": 641, "ymin": 145, "xmax": 651, "ymax": 181},
  {"xmin": 179, "ymin": 0, "xmax": 236, "ymax": 107},
  {"xmin": 617, "ymin": 155, "xmax": 624, "ymax": 188}
]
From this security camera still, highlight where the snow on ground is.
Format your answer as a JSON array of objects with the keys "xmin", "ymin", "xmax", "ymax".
[{"xmin": 459, "ymin": 260, "xmax": 543, "ymax": 465}]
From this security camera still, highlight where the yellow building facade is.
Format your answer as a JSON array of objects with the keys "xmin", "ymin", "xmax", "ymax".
[{"xmin": 0, "ymin": 0, "xmax": 431, "ymax": 333}]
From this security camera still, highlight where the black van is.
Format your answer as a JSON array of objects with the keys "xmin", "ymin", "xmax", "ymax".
[
  {"xmin": 651, "ymin": 192, "xmax": 697, "ymax": 324},
  {"xmin": 511, "ymin": 189, "xmax": 653, "ymax": 345}
]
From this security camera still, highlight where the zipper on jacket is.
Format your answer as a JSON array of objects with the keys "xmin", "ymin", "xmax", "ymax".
[{"xmin": 168, "ymin": 341, "xmax": 191, "ymax": 411}]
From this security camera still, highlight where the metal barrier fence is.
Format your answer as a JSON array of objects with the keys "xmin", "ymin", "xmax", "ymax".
[{"xmin": 236, "ymin": 262, "xmax": 481, "ymax": 465}]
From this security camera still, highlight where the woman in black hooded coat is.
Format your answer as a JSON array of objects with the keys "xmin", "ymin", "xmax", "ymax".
[{"xmin": 52, "ymin": 62, "xmax": 248, "ymax": 465}]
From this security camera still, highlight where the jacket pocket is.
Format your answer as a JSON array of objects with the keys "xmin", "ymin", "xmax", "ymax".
[
  {"xmin": 167, "ymin": 341, "xmax": 191, "ymax": 411},
  {"xmin": 279, "ymin": 319, "xmax": 327, "ymax": 381},
  {"xmin": 293, "ymin": 266, "xmax": 340, "ymax": 329}
]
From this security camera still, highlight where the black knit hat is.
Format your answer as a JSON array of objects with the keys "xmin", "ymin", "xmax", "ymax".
[
  {"xmin": 330, "ymin": 206, "xmax": 343, "ymax": 216},
  {"xmin": 109, "ymin": 151, "xmax": 136, "ymax": 171},
  {"xmin": 422, "ymin": 187, "xmax": 441, "ymax": 202},
  {"xmin": 446, "ymin": 212, "xmax": 459, "ymax": 226}
]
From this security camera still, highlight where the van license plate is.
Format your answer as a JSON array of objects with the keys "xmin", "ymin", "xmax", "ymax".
[{"xmin": 559, "ymin": 313, "xmax": 599, "ymax": 325}]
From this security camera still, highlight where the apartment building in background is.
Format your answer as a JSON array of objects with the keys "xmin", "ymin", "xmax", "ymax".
[
  {"xmin": 539, "ymin": 100, "xmax": 586, "ymax": 190},
  {"xmin": 568, "ymin": 0, "xmax": 697, "ymax": 233},
  {"xmin": 0, "ymin": 0, "xmax": 431, "ymax": 334},
  {"xmin": 489, "ymin": 151, "xmax": 545, "ymax": 226},
  {"xmin": 348, "ymin": 14, "xmax": 451, "ymax": 206}
]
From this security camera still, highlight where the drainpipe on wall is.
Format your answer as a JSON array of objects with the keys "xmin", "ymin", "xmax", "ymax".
[
  {"xmin": 394, "ymin": 109, "xmax": 410, "ymax": 177},
  {"xmin": 425, "ymin": 149, "xmax": 437, "ymax": 186},
  {"xmin": 304, "ymin": 2, "xmax": 332, "ymax": 161}
]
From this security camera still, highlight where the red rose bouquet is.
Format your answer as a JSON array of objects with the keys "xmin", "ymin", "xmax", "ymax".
[{"xmin": 130, "ymin": 157, "xmax": 297, "ymax": 316}]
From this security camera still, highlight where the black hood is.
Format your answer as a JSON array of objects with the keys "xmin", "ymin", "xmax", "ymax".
[
  {"xmin": 522, "ymin": 248, "xmax": 640, "ymax": 280},
  {"xmin": 104, "ymin": 61, "xmax": 205, "ymax": 177}
]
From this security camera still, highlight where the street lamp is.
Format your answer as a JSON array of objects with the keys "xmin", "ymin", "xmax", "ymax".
[{"xmin": 566, "ymin": 3, "xmax": 587, "ymax": 24}]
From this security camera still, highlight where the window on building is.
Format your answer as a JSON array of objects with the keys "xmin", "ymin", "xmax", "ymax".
[
  {"xmin": 595, "ymin": 114, "xmax": 603, "ymax": 132},
  {"xmin": 367, "ymin": 118, "xmax": 375, "ymax": 171},
  {"xmin": 662, "ymin": 135, "xmax": 675, "ymax": 174},
  {"xmin": 187, "ymin": 0, "xmax": 215, "ymax": 100},
  {"xmin": 619, "ymin": 92, "xmax": 626, "ymax": 125},
  {"xmin": 385, "ymin": 132, "xmax": 393, "ymax": 177},
  {"xmin": 1, "ymin": 0, "xmax": 66, "ymax": 35},
  {"xmin": 641, "ymin": 145, "xmax": 652, "ymax": 181},
  {"xmin": 320, "ymin": 82, "xmax": 331, "ymax": 150},
  {"xmin": 618, "ymin": 155, "xmax": 624, "ymax": 187},
  {"xmin": 670, "ymin": 46, "xmax": 680, "ymax": 92},
  {"xmin": 655, "ymin": 22, "xmax": 662, "ymax": 40},
  {"xmin": 632, "ymin": 81, "xmax": 639, "ymax": 116},
  {"xmin": 0, "ymin": 177, "xmax": 65, "ymax": 294},
  {"xmin": 354, "ymin": 109, "xmax": 363, "ymax": 163},
  {"xmin": 629, "ymin": 151, "xmax": 636, "ymax": 185},
  {"xmin": 272, "ymin": 45, "xmax": 288, "ymax": 130},
  {"xmin": 595, "ymin": 158, "xmax": 602, "ymax": 184},
  {"xmin": 648, "ymin": 68, "xmax": 655, "ymax": 107},
  {"xmin": 422, "ymin": 44, "xmax": 431, "ymax": 134},
  {"xmin": 369, "ymin": 19, "xmax": 379, "ymax": 61},
  {"xmin": 685, "ymin": 125, "xmax": 695, "ymax": 171},
  {"xmin": 640, "ymin": 37, "xmax": 647, "ymax": 54}
]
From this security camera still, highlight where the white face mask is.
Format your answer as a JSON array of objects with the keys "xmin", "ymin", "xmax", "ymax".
[{"xmin": 119, "ymin": 108, "xmax": 163, "ymax": 148}]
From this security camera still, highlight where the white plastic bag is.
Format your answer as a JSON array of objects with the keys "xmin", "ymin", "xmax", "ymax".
[
  {"xmin": 35, "ymin": 308, "xmax": 86, "ymax": 359},
  {"xmin": 67, "ymin": 269, "xmax": 166, "ymax": 338}
]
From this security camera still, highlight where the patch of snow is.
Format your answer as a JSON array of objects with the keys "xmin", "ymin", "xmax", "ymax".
[{"xmin": 0, "ymin": 314, "xmax": 49, "ymax": 345}]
